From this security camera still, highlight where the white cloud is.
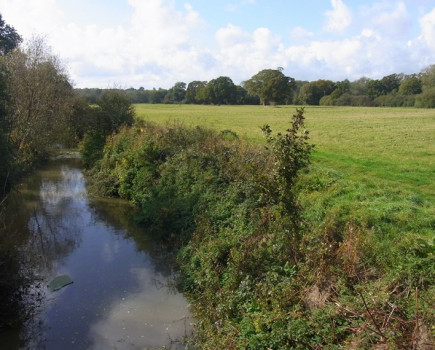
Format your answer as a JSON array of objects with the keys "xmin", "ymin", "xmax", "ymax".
[
  {"xmin": 1, "ymin": 0, "xmax": 434, "ymax": 87},
  {"xmin": 419, "ymin": 7, "xmax": 435, "ymax": 52},
  {"xmin": 369, "ymin": 1, "xmax": 411, "ymax": 38},
  {"xmin": 290, "ymin": 27, "xmax": 314, "ymax": 41},
  {"xmin": 214, "ymin": 24, "xmax": 286, "ymax": 81},
  {"xmin": 324, "ymin": 0, "xmax": 352, "ymax": 33},
  {"xmin": 0, "ymin": 0, "xmax": 211, "ymax": 88}
]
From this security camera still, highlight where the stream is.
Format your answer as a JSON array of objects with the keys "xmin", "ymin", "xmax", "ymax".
[{"xmin": 0, "ymin": 153, "xmax": 192, "ymax": 349}]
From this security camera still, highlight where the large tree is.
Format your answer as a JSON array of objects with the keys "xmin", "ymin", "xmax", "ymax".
[
  {"xmin": 98, "ymin": 89, "xmax": 135, "ymax": 134},
  {"xmin": 4, "ymin": 37, "xmax": 74, "ymax": 165},
  {"xmin": 164, "ymin": 81, "xmax": 186, "ymax": 104},
  {"xmin": 298, "ymin": 79, "xmax": 335, "ymax": 105},
  {"xmin": 185, "ymin": 80, "xmax": 207, "ymax": 104},
  {"xmin": 0, "ymin": 14, "xmax": 21, "ymax": 56},
  {"xmin": 243, "ymin": 68, "xmax": 295, "ymax": 106},
  {"xmin": 205, "ymin": 76, "xmax": 237, "ymax": 105},
  {"xmin": 399, "ymin": 75, "xmax": 422, "ymax": 95}
]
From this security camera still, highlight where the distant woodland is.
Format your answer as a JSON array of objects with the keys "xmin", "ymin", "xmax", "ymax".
[{"xmin": 76, "ymin": 65, "xmax": 435, "ymax": 108}]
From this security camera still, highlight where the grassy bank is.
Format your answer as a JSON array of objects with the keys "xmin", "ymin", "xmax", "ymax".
[{"xmin": 88, "ymin": 105, "xmax": 434, "ymax": 348}]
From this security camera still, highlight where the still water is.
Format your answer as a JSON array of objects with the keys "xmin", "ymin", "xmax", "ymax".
[{"xmin": 1, "ymin": 154, "xmax": 192, "ymax": 349}]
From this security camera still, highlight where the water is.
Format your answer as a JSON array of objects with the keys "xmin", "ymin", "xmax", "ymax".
[{"xmin": 0, "ymin": 155, "xmax": 192, "ymax": 349}]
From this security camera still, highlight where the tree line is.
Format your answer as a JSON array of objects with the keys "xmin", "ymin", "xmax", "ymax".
[{"xmin": 76, "ymin": 66, "xmax": 435, "ymax": 108}]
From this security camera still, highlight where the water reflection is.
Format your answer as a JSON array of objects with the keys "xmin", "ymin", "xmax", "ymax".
[{"xmin": 1, "ymin": 156, "xmax": 192, "ymax": 349}]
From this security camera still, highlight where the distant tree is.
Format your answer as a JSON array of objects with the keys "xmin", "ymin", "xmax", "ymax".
[
  {"xmin": 399, "ymin": 75, "xmax": 422, "ymax": 95},
  {"xmin": 125, "ymin": 87, "xmax": 149, "ymax": 103},
  {"xmin": 164, "ymin": 82, "xmax": 186, "ymax": 103},
  {"xmin": 234, "ymin": 85, "xmax": 260, "ymax": 105},
  {"xmin": 0, "ymin": 14, "xmax": 22, "ymax": 56},
  {"xmin": 415, "ymin": 86, "xmax": 435, "ymax": 108},
  {"xmin": 298, "ymin": 80, "xmax": 335, "ymax": 105},
  {"xmin": 98, "ymin": 89, "xmax": 134, "ymax": 134},
  {"xmin": 420, "ymin": 64, "xmax": 435, "ymax": 89},
  {"xmin": 244, "ymin": 68, "xmax": 296, "ymax": 106},
  {"xmin": 380, "ymin": 73, "xmax": 404, "ymax": 93},
  {"xmin": 74, "ymin": 88, "xmax": 103, "ymax": 104},
  {"xmin": 149, "ymin": 88, "xmax": 167, "ymax": 104},
  {"xmin": 367, "ymin": 79, "xmax": 388, "ymax": 99},
  {"xmin": 350, "ymin": 77, "xmax": 371, "ymax": 96},
  {"xmin": 185, "ymin": 80, "xmax": 207, "ymax": 104},
  {"xmin": 206, "ymin": 76, "xmax": 237, "ymax": 105}
]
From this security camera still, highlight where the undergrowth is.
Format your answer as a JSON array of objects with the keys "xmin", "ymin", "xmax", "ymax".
[{"xmin": 86, "ymin": 108, "xmax": 434, "ymax": 349}]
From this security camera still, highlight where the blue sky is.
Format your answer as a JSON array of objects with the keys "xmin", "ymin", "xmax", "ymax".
[{"xmin": 1, "ymin": 0, "xmax": 435, "ymax": 88}]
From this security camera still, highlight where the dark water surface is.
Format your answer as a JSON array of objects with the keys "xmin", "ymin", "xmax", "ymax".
[{"xmin": 1, "ymin": 154, "xmax": 192, "ymax": 349}]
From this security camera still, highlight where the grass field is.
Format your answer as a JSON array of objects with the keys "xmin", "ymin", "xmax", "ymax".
[{"xmin": 135, "ymin": 104, "xmax": 435, "ymax": 202}]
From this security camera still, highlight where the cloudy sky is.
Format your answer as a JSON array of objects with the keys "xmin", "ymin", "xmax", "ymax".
[{"xmin": 1, "ymin": 0, "xmax": 435, "ymax": 88}]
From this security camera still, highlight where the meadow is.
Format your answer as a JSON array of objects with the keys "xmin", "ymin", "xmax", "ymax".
[{"xmin": 135, "ymin": 104, "xmax": 434, "ymax": 201}]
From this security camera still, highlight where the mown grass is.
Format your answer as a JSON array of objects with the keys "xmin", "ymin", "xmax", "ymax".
[{"xmin": 135, "ymin": 104, "xmax": 434, "ymax": 200}]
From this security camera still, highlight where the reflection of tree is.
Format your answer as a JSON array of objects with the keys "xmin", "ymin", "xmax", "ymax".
[
  {"xmin": 0, "ymin": 159, "xmax": 86, "ymax": 332},
  {"xmin": 88, "ymin": 199, "xmax": 178, "ymax": 279}
]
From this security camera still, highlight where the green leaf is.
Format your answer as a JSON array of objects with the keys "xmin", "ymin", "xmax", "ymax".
[{"xmin": 47, "ymin": 274, "xmax": 73, "ymax": 292}]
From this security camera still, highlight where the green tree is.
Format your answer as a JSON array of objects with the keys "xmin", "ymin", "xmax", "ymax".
[
  {"xmin": 0, "ymin": 14, "xmax": 22, "ymax": 56},
  {"xmin": 380, "ymin": 73, "xmax": 404, "ymax": 93},
  {"xmin": 298, "ymin": 79, "xmax": 335, "ymax": 105},
  {"xmin": 0, "ymin": 60, "xmax": 11, "ymax": 195},
  {"xmin": 4, "ymin": 37, "xmax": 74, "ymax": 167},
  {"xmin": 185, "ymin": 80, "xmax": 207, "ymax": 104},
  {"xmin": 244, "ymin": 68, "xmax": 296, "ymax": 106},
  {"xmin": 367, "ymin": 79, "xmax": 387, "ymax": 99},
  {"xmin": 415, "ymin": 86, "xmax": 435, "ymax": 108},
  {"xmin": 420, "ymin": 64, "xmax": 435, "ymax": 88},
  {"xmin": 206, "ymin": 76, "xmax": 237, "ymax": 105},
  {"xmin": 164, "ymin": 81, "xmax": 186, "ymax": 104},
  {"xmin": 98, "ymin": 89, "xmax": 135, "ymax": 135},
  {"xmin": 399, "ymin": 75, "xmax": 422, "ymax": 95},
  {"xmin": 149, "ymin": 88, "xmax": 167, "ymax": 103},
  {"xmin": 350, "ymin": 77, "xmax": 371, "ymax": 96}
]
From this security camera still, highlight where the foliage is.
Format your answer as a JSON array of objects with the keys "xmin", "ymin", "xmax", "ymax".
[
  {"xmin": 164, "ymin": 81, "xmax": 186, "ymax": 104},
  {"xmin": 399, "ymin": 75, "xmax": 422, "ymax": 95},
  {"xmin": 203, "ymin": 76, "xmax": 238, "ymax": 105},
  {"xmin": 420, "ymin": 64, "xmax": 435, "ymax": 89},
  {"xmin": 415, "ymin": 86, "xmax": 435, "ymax": 108},
  {"xmin": 243, "ymin": 68, "xmax": 296, "ymax": 106},
  {"xmin": 98, "ymin": 89, "xmax": 135, "ymax": 133},
  {"xmin": 185, "ymin": 80, "xmax": 207, "ymax": 104},
  {"xmin": 4, "ymin": 36, "xmax": 74, "ymax": 170},
  {"xmin": 297, "ymin": 79, "xmax": 336, "ymax": 105},
  {"xmin": 78, "ymin": 89, "xmax": 135, "ymax": 167},
  {"xmin": 0, "ymin": 14, "xmax": 22, "ymax": 56}
]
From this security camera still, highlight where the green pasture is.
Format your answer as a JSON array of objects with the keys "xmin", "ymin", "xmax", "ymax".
[{"xmin": 135, "ymin": 104, "xmax": 435, "ymax": 201}]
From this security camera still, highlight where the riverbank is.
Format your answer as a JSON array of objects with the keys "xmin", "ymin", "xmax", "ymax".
[{"xmin": 86, "ymin": 109, "xmax": 434, "ymax": 349}]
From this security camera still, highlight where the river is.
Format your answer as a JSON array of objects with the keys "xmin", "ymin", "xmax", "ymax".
[{"xmin": 0, "ymin": 153, "xmax": 192, "ymax": 349}]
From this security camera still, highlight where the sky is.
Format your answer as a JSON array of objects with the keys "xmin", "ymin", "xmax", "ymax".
[{"xmin": 1, "ymin": 0, "xmax": 435, "ymax": 88}]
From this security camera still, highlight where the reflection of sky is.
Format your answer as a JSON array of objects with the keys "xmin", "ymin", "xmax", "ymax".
[
  {"xmin": 90, "ymin": 267, "xmax": 192, "ymax": 349},
  {"xmin": 39, "ymin": 166, "xmax": 87, "ymax": 208},
  {"xmin": 20, "ymin": 160, "xmax": 192, "ymax": 349}
]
